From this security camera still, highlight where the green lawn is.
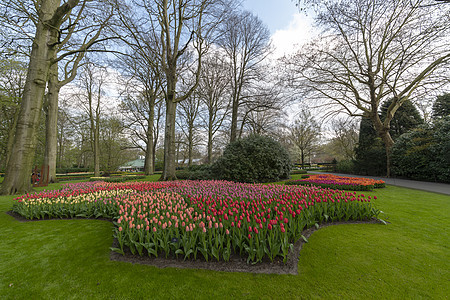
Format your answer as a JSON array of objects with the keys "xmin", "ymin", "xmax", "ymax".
[{"xmin": 0, "ymin": 177, "xmax": 449, "ymax": 299}]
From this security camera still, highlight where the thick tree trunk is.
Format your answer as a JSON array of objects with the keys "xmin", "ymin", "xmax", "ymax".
[
  {"xmin": 1, "ymin": 4, "xmax": 60, "ymax": 195},
  {"xmin": 379, "ymin": 132, "xmax": 394, "ymax": 178},
  {"xmin": 160, "ymin": 98, "xmax": 177, "ymax": 180},
  {"xmin": 371, "ymin": 113, "xmax": 395, "ymax": 177},
  {"xmin": 43, "ymin": 62, "xmax": 59, "ymax": 183}
]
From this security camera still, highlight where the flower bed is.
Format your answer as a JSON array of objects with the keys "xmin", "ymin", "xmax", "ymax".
[
  {"xmin": 12, "ymin": 180, "xmax": 380, "ymax": 264},
  {"xmin": 286, "ymin": 174, "xmax": 385, "ymax": 191}
]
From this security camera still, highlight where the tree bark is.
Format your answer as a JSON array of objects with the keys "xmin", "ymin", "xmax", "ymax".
[
  {"xmin": 87, "ymin": 81, "xmax": 101, "ymax": 177},
  {"xmin": 144, "ymin": 93, "xmax": 155, "ymax": 175},
  {"xmin": 371, "ymin": 113, "xmax": 395, "ymax": 177},
  {"xmin": 160, "ymin": 98, "xmax": 177, "ymax": 180},
  {"xmin": 144, "ymin": 105, "xmax": 154, "ymax": 175},
  {"xmin": 93, "ymin": 106, "xmax": 100, "ymax": 177},
  {"xmin": 1, "ymin": 0, "xmax": 62, "ymax": 195},
  {"xmin": 207, "ymin": 121, "xmax": 213, "ymax": 164},
  {"xmin": 188, "ymin": 124, "xmax": 193, "ymax": 167},
  {"xmin": 43, "ymin": 62, "xmax": 60, "ymax": 183},
  {"xmin": 230, "ymin": 98, "xmax": 239, "ymax": 143},
  {"xmin": 301, "ymin": 150, "xmax": 305, "ymax": 168}
]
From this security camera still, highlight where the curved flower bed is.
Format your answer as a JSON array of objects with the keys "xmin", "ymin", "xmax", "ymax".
[
  {"xmin": 286, "ymin": 174, "xmax": 385, "ymax": 191},
  {"xmin": 12, "ymin": 180, "xmax": 380, "ymax": 264}
]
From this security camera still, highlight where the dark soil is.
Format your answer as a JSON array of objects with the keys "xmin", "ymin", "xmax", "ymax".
[{"xmin": 6, "ymin": 210, "xmax": 382, "ymax": 275}]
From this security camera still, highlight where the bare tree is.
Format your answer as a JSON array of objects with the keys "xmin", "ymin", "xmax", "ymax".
[
  {"xmin": 119, "ymin": 0, "xmax": 231, "ymax": 180},
  {"xmin": 197, "ymin": 51, "xmax": 230, "ymax": 163},
  {"xmin": 75, "ymin": 62, "xmax": 109, "ymax": 177},
  {"xmin": 327, "ymin": 118, "xmax": 359, "ymax": 161},
  {"xmin": 114, "ymin": 2, "xmax": 166, "ymax": 175},
  {"xmin": 288, "ymin": 109, "xmax": 321, "ymax": 167},
  {"xmin": 238, "ymin": 80, "xmax": 284, "ymax": 138},
  {"xmin": 285, "ymin": 0, "xmax": 450, "ymax": 176},
  {"xmin": 42, "ymin": 2, "xmax": 115, "ymax": 183},
  {"xmin": 99, "ymin": 115, "xmax": 131, "ymax": 172},
  {"xmin": 217, "ymin": 10, "xmax": 272, "ymax": 142},
  {"xmin": 0, "ymin": 0, "xmax": 116, "ymax": 193},
  {"xmin": 245, "ymin": 107, "xmax": 285, "ymax": 137},
  {"xmin": 0, "ymin": 0, "xmax": 82, "ymax": 194},
  {"xmin": 56, "ymin": 97, "xmax": 73, "ymax": 169},
  {"xmin": 176, "ymin": 93, "xmax": 202, "ymax": 167}
]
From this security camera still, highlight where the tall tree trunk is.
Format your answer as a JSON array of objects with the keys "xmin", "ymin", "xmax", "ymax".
[
  {"xmin": 301, "ymin": 150, "xmax": 305, "ymax": 168},
  {"xmin": 1, "ymin": 2, "xmax": 60, "ymax": 195},
  {"xmin": 93, "ymin": 116, "xmax": 100, "ymax": 177},
  {"xmin": 144, "ymin": 97, "xmax": 155, "ymax": 175},
  {"xmin": 230, "ymin": 98, "xmax": 239, "ymax": 143},
  {"xmin": 188, "ymin": 124, "xmax": 193, "ymax": 167},
  {"xmin": 144, "ymin": 125, "xmax": 154, "ymax": 175},
  {"xmin": 371, "ymin": 113, "xmax": 395, "ymax": 177},
  {"xmin": 160, "ymin": 98, "xmax": 177, "ymax": 180},
  {"xmin": 43, "ymin": 62, "xmax": 60, "ymax": 183},
  {"xmin": 379, "ymin": 132, "xmax": 394, "ymax": 178},
  {"xmin": 152, "ymin": 141, "xmax": 157, "ymax": 173},
  {"xmin": 207, "ymin": 121, "xmax": 213, "ymax": 164}
]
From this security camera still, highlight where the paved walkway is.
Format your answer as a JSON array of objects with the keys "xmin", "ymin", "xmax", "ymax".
[{"xmin": 307, "ymin": 171, "xmax": 450, "ymax": 196}]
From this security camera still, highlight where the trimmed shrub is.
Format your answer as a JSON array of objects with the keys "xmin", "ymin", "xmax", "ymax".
[{"xmin": 211, "ymin": 135, "xmax": 291, "ymax": 183}]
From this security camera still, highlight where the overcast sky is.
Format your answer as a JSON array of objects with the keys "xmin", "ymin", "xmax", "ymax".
[{"xmin": 242, "ymin": 0, "xmax": 317, "ymax": 58}]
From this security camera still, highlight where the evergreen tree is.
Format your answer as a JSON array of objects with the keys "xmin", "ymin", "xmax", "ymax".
[
  {"xmin": 355, "ymin": 100, "xmax": 423, "ymax": 176},
  {"xmin": 432, "ymin": 93, "xmax": 450, "ymax": 119},
  {"xmin": 380, "ymin": 98, "xmax": 424, "ymax": 140},
  {"xmin": 354, "ymin": 115, "xmax": 386, "ymax": 176}
]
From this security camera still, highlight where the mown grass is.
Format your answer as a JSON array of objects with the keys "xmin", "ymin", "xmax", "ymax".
[{"xmin": 0, "ymin": 176, "xmax": 449, "ymax": 299}]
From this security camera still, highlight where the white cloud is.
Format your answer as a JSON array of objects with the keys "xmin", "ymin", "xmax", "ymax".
[{"xmin": 270, "ymin": 13, "xmax": 316, "ymax": 59}]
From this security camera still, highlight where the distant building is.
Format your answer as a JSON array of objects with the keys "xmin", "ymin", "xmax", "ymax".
[{"xmin": 118, "ymin": 158, "xmax": 145, "ymax": 172}]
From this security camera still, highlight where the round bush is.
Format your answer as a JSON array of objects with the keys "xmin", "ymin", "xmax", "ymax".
[{"xmin": 211, "ymin": 135, "xmax": 291, "ymax": 183}]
